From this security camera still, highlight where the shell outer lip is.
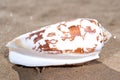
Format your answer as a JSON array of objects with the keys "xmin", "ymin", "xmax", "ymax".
[{"xmin": 8, "ymin": 49, "xmax": 100, "ymax": 67}]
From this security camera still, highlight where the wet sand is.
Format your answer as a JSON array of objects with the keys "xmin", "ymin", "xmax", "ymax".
[{"xmin": 0, "ymin": 0, "xmax": 120, "ymax": 80}]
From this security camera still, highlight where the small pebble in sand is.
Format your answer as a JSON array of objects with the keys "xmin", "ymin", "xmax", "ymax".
[
  {"xmin": 113, "ymin": 36, "xmax": 116, "ymax": 39},
  {"xmin": 10, "ymin": 12, "xmax": 13, "ymax": 17},
  {"xmin": 30, "ymin": 16, "xmax": 33, "ymax": 20}
]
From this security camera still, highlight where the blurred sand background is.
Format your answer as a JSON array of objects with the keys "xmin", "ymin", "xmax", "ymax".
[{"xmin": 0, "ymin": 0, "xmax": 120, "ymax": 80}]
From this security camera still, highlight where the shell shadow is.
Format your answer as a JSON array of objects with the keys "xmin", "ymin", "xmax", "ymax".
[{"xmin": 12, "ymin": 60, "xmax": 120, "ymax": 80}]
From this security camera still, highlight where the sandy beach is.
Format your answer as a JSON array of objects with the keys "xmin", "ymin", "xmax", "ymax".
[{"xmin": 0, "ymin": 0, "xmax": 120, "ymax": 80}]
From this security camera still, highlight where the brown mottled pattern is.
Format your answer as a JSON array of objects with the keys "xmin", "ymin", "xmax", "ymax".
[
  {"xmin": 63, "ymin": 50, "xmax": 73, "ymax": 53},
  {"xmin": 86, "ymin": 48, "xmax": 95, "ymax": 53},
  {"xmin": 61, "ymin": 32, "xmax": 71, "ymax": 41},
  {"xmin": 88, "ymin": 19, "xmax": 97, "ymax": 25},
  {"xmin": 84, "ymin": 26, "xmax": 96, "ymax": 33},
  {"xmin": 57, "ymin": 23, "xmax": 71, "ymax": 41},
  {"xmin": 47, "ymin": 32, "xmax": 56, "ymax": 37},
  {"xmin": 26, "ymin": 27, "xmax": 61, "ymax": 53},
  {"xmin": 74, "ymin": 48, "xmax": 84, "ymax": 53},
  {"xmin": 68, "ymin": 25, "xmax": 81, "ymax": 41},
  {"xmin": 57, "ymin": 24, "xmax": 67, "ymax": 32},
  {"xmin": 37, "ymin": 40, "xmax": 62, "ymax": 53},
  {"xmin": 26, "ymin": 20, "xmax": 98, "ymax": 54},
  {"xmin": 26, "ymin": 30, "xmax": 45, "ymax": 43}
]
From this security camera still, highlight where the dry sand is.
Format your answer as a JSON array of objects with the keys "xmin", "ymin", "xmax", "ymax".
[{"xmin": 0, "ymin": 0, "xmax": 120, "ymax": 80}]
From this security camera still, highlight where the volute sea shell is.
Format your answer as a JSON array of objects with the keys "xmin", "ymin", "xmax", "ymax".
[{"xmin": 6, "ymin": 18, "xmax": 112, "ymax": 66}]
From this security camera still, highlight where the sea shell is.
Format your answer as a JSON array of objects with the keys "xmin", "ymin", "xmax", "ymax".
[{"xmin": 6, "ymin": 18, "xmax": 112, "ymax": 67}]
